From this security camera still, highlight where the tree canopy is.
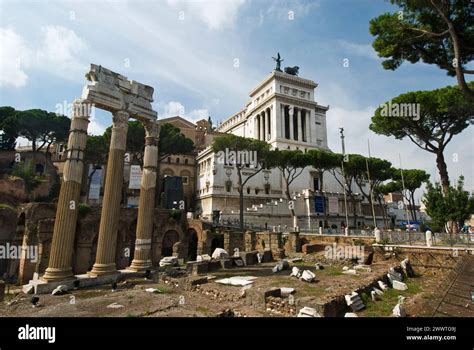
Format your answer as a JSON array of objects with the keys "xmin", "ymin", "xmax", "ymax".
[
  {"xmin": 212, "ymin": 134, "xmax": 270, "ymax": 231},
  {"xmin": 423, "ymin": 176, "xmax": 474, "ymax": 233},
  {"xmin": 0, "ymin": 107, "xmax": 70, "ymax": 152},
  {"xmin": 370, "ymin": 0, "xmax": 474, "ymax": 101},
  {"xmin": 370, "ymin": 84, "xmax": 473, "ymax": 193}
]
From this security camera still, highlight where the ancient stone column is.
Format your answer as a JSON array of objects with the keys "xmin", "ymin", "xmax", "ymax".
[
  {"xmin": 42, "ymin": 99, "xmax": 90, "ymax": 282},
  {"xmin": 89, "ymin": 110, "xmax": 129, "ymax": 277},
  {"xmin": 260, "ymin": 113, "xmax": 264, "ymax": 141},
  {"xmin": 128, "ymin": 121, "xmax": 159, "ymax": 271}
]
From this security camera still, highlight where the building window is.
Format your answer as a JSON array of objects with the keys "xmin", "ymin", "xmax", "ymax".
[
  {"xmin": 225, "ymin": 180, "xmax": 232, "ymax": 192},
  {"xmin": 182, "ymin": 176, "xmax": 188, "ymax": 185},
  {"xmin": 185, "ymin": 159, "xmax": 188, "ymax": 165},
  {"xmin": 264, "ymin": 183, "xmax": 270, "ymax": 195},
  {"xmin": 246, "ymin": 187, "xmax": 250, "ymax": 194},
  {"xmin": 167, "ymin": 157, "xmax": 171, "ymax": 163},
  {"xmin": 313, "ymin": 177, "xmax": 320, "ymax": 191},
  {"xmin": 176, "ymin": 157, "xmax": 180, "ymax": 164},
  {"xmin": 255, "ymin": 188, "xmax": 260, "ymax": 195}
]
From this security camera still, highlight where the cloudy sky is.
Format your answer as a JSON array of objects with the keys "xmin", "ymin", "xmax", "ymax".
[{"xmin": 1, "ymin": 0, "xmax": 473, "ymax": 198}]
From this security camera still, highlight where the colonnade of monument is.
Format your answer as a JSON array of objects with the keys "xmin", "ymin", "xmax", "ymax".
[
  {"xmin": 42, "ymin": 64, "xmax": 159, "ymax": 282},
  {"xmin": 253, "ymin": 104, "xmax": 311, "ymax": 143}
]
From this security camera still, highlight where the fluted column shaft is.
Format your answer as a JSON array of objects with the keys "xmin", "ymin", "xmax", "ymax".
[
  {"xmin": 298, "ymin": 108, "xmax": 303, "ymax": 142},
  {"xmin": 289, "ymin": 106, "xmax": 294, "ymax": 140},
  {"xmin": 128, "ymin": 121, "xmax": 159, "ymax": 271},
  {"xmin": 42, "ymin": 99, "xmax": 90, "ymax": 282},
  {"xmin": 89, "ymin": 110, "xmax": 129, "ymax": 277}
]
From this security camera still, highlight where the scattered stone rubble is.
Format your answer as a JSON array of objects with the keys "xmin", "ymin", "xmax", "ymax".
[{"xmin": 345, "ymin": 292, "xmax": 365, "ymax": 312}]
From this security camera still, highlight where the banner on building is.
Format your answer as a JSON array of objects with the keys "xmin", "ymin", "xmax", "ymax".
[
  {"xmin": 88, "ymin": 165, "xmax": 103, "ymax": 200},
  {"xmin": 129, "ymin": 165, "xmax": 142, "ymax": 189},
  {"xmin": 314, "ymin": 195, "xmax": 325, "ymax": 214},
  {"xmin": 328, "ymin": 196, "xmax": 339, "ymax": 214}
]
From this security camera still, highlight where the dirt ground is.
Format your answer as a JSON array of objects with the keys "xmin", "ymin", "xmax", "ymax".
[{"xmin": 0, "ymin": 253, "xmax": 462, "ymax": 317}]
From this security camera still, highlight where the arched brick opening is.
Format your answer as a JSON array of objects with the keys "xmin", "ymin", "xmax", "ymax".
[
  {"xmin": 187, "ymin": 229, "xmax": 198, "ymax": 261},
  {"xmin": 162, "ymin": 230, "xmax": 180, "ymax": 257}
]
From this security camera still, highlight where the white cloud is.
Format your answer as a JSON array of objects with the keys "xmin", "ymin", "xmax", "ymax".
[
  {"xmin": 0, "ymin": 25, "xmax": 87, "ymax": 88},
  {"xmin": 326, "ymin": 105, "xmax": 474, "ymax": 199},
  {"xmin": 266, "ymin": 0, "xmax": 320, "ymax": 19},
  {"xmin": 36, "ymin": 25, "xmax": 87, "ymax": 73},
  {"xmin": 160, "ymin": 101, "xmax": 209, "ymax": 123},
  {"xmin": 338, "ymin": 40, "xmax": 380, "ymax": 61},
  {"xmin": 0, "ymin": 28, "xmax": 32, "ymax": 87},
  {"xmin": 167, "ymin": 0, "xmax": 246, "ymax": 30}
]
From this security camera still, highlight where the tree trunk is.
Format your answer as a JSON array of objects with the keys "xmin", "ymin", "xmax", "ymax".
[
  {"xmin": 436, "ymin": 151, "xmax": 450, "ymax": 195},
  {"xmin": 238, "ymin": 171, "xmax": 244, "ymax": 232},
  {"xmin": 284, "ymin": 180, "xmax": 297, "ymax": 230},
  {"xmin": 411, "ymin": 192, "xmax": 417, "ymax": 222},
  {"xmin": 349, "ymin": 194, "xmax": 357, "ymax": 228}
]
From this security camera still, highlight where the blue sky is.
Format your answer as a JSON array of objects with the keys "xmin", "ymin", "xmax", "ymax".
[{"xmin": 1, "ymin": 0, "xmax": 473, "ymax": 196}]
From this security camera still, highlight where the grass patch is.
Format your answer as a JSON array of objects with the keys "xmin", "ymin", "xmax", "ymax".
[
  {"xmin": 155, "ymin": 285, "xmax": 174, "ymax": 294},
  {"xmin": 0, "ymin": 203, "xmax": 16, "ymax": 211},
  {"xmin": 194, "ymin": 306, "xmax": 212, "ymax": 315},
  {"xmin": 363, "ymin": 278, "xmax": 423, "ymax": 317}
]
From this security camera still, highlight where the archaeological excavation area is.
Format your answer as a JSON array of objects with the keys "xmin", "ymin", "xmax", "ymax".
[{"xmin": 1, "ymin": 227, "xmax": 472, "ymax": 318}]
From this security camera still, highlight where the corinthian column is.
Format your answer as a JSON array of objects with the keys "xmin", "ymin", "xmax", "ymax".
[
  {"xmin": 89, "ymin": 110, "xmax": 129, "ymax": 277},
  {"xmin": 128, "ymin": 121, "xmax": 159, "ymax": 271},
  {"xmin": 42, "ymin": 99, "xmax": 90, "ymax": 282}
]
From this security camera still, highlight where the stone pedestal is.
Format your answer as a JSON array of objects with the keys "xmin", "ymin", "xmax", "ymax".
[
  {"xmin": 374, "ymin": 228, "xmax": 381, "ymax": 244},
  {"xmin": 42, "ymin": 100, "xmax": 90, "ymax": 282},
  {"xmin": 128, "ymin": 121, "xmax": 159, "ymax": 272},
  {"xmin": 425, "ymin": 230, "xmax": 433, "ymax": 247},
  {"xmin": 90, "ymin": 111, "xmax": 129, "ymax": 277}
]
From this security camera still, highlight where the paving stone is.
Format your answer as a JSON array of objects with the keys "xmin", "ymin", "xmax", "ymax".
[
  {"xmin": 378, "ymin": 280, "xmax": 389, "ymax": 290},
  {"xmin": 393, "ymin": 303, "xmax": 406, "ymax": 317},
  {"xmin": 392, "ymin": 280, "xmax": 408, "ymax": 291},
  {"xmin": 297, "ymin": 306, "xmax": 321, "ymax": 317},
  {"xmin": 272, "ymin": 260, "xmax": 290, "ymax": 273},
  {"xmin": 301, "ymin": 270, "xmax": 316, "ymax": 283},
  {"xmin": 51, "ymin": 285, "xmax": 67, "ymax": 295}
]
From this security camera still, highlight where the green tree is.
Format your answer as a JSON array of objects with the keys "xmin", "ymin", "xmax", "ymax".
[
  {"xmin": 212, "ymin": 134, "xmax": 270, "ymax": 231},
  {"xmin": 370, "ymin": 0, "xmax": 474, "ymax": 101},
  {"xmin": 423, "ymin": 176, "xmax": 474, "ymax": 233},
  {"xmin": 374, "ymin": 180, "xmax": 403, "ymax": 229},
  {"xmin": 393, "ymin": 168, "xmax": 430, "ymax": 221},
  {"xmin": 84, "ymin": 135, "xmax": 108, "ymax": 203},
  {"xmin": 0, "ymin": 106, "xmax": 18, "ymax": 150},
  {"xmin": 103, "ymin": 120, "xmax": 146, "ymax": 166},
  {"xmin": 330, "ymin": 154, "xmax": 368, "ymax": 228},
  {"xmin": 370, "ymin": 84, "xmax": 473, "ymax": 195},
  {"xmin": 158, "ymin": 123, "xmax": 195, "ymax": 162},
  {"xmin": 307, "ymin": 149, "xmax": 341, "ymax": 227},
  {"xmin": 353, "ymin": 157, "xmax": 393, "ymax": 227},
  {"xmin": 11, "ymin": 160, "xmax": 41, "ymax": 196},
  {"xmin": 266, "ymin": 149, "xmax": 312, "ymax": 229},
  {"xmin": 10, "ymin": 109, "xmax": 70, "ymax": 152}
]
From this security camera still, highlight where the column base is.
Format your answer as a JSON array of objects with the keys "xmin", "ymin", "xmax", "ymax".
[
  {"xmin": 88, "ymin": 263, "xmax": 117, "ymax": 277},
  {"xmin": 41, "ymin": 267, "xmax": 75, "ymax": 282},
  {"xmin": 127, "ymin": 259, "xmax": 152, "ymax": 272}
]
